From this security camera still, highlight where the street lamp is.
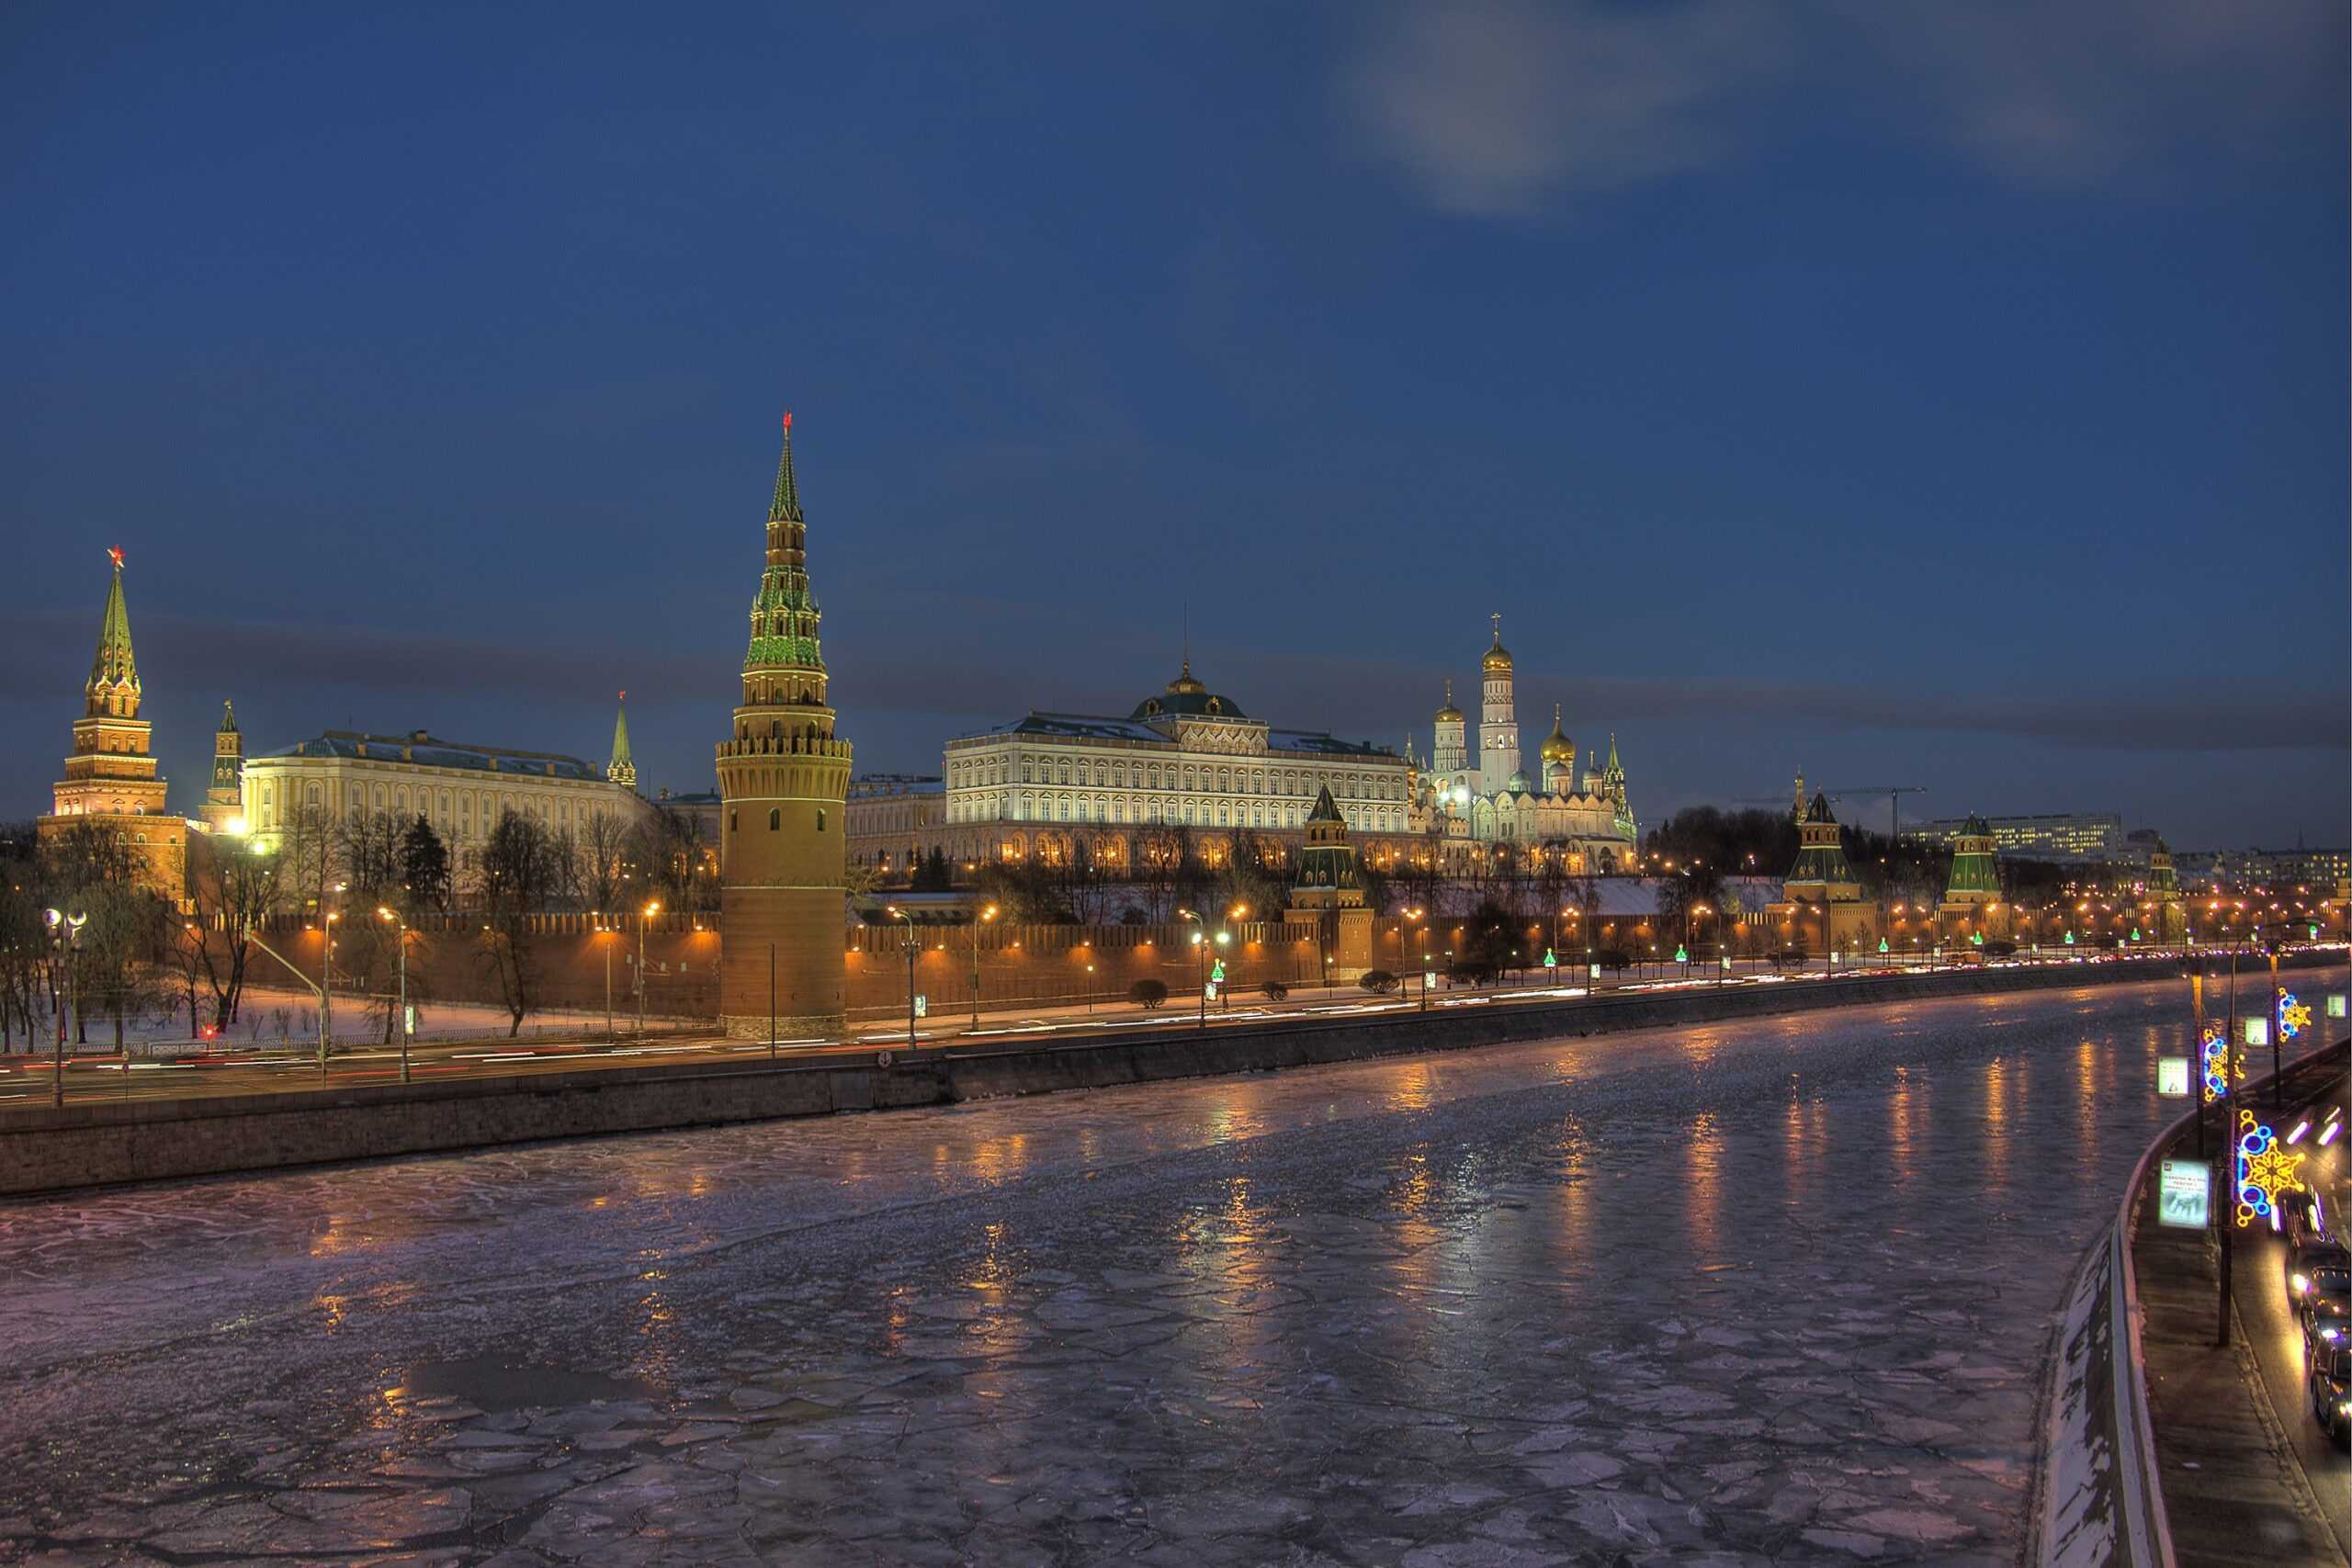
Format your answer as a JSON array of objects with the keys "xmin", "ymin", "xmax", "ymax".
[
  {"xmin": 886, "ymin": 905, "xmax": 918, "ymax": 1051},
  {"xmin": 638, "ymin": 900, "xmax": 660, "ymax": 1036},
  {"xmin": 1178, "ymin": 908, "xmax": 1207, "ymax": 1029},
  {"xmin": 42, "ymin": 908, "xmax": 86, "ymax": 1108},
  {"xmin": 968, "ymin": 902, "xmax": 998, "ymax": 1027},
  {"xmin": 377, "ymin": 907, "xmax": 411, "ymax": 1083}
]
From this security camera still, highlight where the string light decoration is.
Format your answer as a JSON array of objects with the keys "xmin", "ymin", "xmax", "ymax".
[
  {"xmin": 2277, "ymin": 992, "xmax": 2311, "ymax": 1043},
  {"xmin": 2199, "ymin": 1021, "xmax": 2236, "ymax": 1103},
  {"xmin": 2234, "ymin": 1109, "xmax": 2308, "ymax": 1229}
]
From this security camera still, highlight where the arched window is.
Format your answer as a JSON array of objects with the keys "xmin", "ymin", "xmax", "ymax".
[
  {"xmin": 768, "ymin": 807, "xmax": 780, "ymax": 830},
  {"xmin": 817, "ymin": 809, "xmax": 826, "ymax": 832},
  {"xmin": 729, "ymin": 809, "xmax": 738, "ymax": 833}
]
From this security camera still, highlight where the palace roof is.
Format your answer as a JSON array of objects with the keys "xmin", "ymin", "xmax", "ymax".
[
  {"xmin": 262, "ymin": 729, "xmax": 602, "ymax": 780},
  {"xmin": 956, "ymin": 711, "xmax": 1395, "ymax": 759}
]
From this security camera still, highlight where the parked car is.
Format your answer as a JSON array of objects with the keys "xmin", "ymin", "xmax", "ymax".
[{"xmin": 2311, "ymin": 1344, "xmax": 2350, "ymax": 1446}]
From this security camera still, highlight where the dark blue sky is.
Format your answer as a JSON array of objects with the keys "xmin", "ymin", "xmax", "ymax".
[{"xmin": 4, "ymin": 2, "xmax": 2346, "ymax": 850}]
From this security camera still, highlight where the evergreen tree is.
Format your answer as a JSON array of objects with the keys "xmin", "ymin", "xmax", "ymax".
[{"xmin": 399, "ymin": 815, "xmax": 451, "ymax": 910}]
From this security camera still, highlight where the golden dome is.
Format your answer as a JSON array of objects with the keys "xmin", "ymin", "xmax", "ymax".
[
  {"xmin": 1165, "ymin": 659, "xmax": 1205, "ymax": 696},
  {"xmin": 1434, "ymin": 678, "xmax": 1464, "ymax": 724},
  {"xmin": 1481, "ymin": 614, "xmax": 1511, "ymax": 674},
  {"xmin": 1539, "ymin": 704, "xmax": 1574, "ymax": 763}
]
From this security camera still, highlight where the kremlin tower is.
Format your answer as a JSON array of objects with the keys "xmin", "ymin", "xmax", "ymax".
[
  {"xmin": 716, "ymin": 414, "xmax": 853, "ymax": 1040},
  {"xmin": 201, "ymin": 701, "xmax": 244, "ymax": 831},
  {"xmin": 43, "ymin": 548, "xmax": 186, "ymax": 894},
  {"xmin": 606, "ymin": 693, "xmax": 637, "ymax": 791}
]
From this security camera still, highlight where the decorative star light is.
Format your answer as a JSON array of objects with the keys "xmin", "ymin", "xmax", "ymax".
[
  {"xmin": 2199, "ymin": 1022, "xmax": 2236, "ymax": 1103},
  {"xmin": 2278, "ymin": 992, "xmax": 2311, "ymax": 1042},
  {"xmin": 2234, "ymin": 1109, "xmax": 2308, "ymax": 1229}
]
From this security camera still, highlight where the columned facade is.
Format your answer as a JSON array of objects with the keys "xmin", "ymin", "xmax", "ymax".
[{"xmin": 717, "ymin": 414, "xmax": 853, "ymax": 1040}]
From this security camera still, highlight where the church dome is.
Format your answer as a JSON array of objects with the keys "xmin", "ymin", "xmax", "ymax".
[
  {"xmin": 1434, "ymin": 678, "xmax": 1463, "ymax": 724},
  {"xmin": 1165, "ymin": 660, "xmax": 1206, "ymax": 697},
  {"xmin": 1130, "ymin": 660, "xmax": 1248, "ymax": 721},
  {"xmin": 1539, "ymin": 704, "xmax": 1573, "ymax": 763},
  {"xmin": 1480, "ymin": 615, "xmax": 1512, "ymax": 674}
]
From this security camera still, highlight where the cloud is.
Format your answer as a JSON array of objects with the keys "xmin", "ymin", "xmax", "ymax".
[
  {"xmin": 1341, "ymin": 1, "xmax": 1780, "ymax": 217},
  {"xmin": 1340, "ymin": 1, "xmax": 2344, "ymax": 214}
]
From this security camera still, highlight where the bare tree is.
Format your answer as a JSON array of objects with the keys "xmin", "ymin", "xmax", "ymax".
[
  {"xmin": 336, "ymin": 810, "xmax": 401, "ymax": 903},
  {"xmin": 578, "ymin": 809, "xmax": 632, "ymax": 912},
  {"xmin": 283, "ymin": 803, "xmax": 338, "ymax": 916},
  {"xmin": 477, "ymin": 810, "xmax": 560, "ymax": 1035}
]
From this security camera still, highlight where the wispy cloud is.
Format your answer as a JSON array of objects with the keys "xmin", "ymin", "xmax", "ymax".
[{"xmin": 1340, "ymin": 1, "xmax": 2343, "ymax": 215}]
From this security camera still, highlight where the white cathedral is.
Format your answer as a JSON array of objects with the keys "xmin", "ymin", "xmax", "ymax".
[{"xmin": 1406, "ymin": 616, "xmax": 1638, "ymax": 873}]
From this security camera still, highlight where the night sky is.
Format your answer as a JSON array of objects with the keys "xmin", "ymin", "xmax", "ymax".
[{"xmin": 3, "ymin": 3, "xmax": 2346, "ymax": 851}]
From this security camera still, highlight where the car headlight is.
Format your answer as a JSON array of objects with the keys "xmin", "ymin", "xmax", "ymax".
[
  {"xmin": 2324, "ymin": 1325, "xmax": 2345, "ymax": 1342},
  {"xmin": 2292, "ymin": 1273, "xmax": 2312, "ymax": 1294}
]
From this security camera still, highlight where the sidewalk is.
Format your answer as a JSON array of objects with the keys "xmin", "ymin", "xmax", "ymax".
[{"xmin": 2131, "ymin": 1045, "xmax": 2347, "ymax": 1568}]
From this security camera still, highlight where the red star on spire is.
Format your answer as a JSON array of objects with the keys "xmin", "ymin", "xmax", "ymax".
[
  {"xmin": 107, "ymin": 547, "xmax": 124, "ymax": 569},
  {"xmin": 782, "ymin": 411, "xmax": 793, "ymax": 431}
]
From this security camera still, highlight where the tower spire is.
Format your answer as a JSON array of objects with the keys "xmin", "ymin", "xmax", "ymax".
[
  {"xmin": 769, "ymin": 412, "xmax": 802, "ymax": 523},
  {"xmin": 86, "ymin": 547, "xmax": 139, "ymax": 717},
  {"xmin": 607, "ymin": 690, "xmax": 637, "ymax": 789}
]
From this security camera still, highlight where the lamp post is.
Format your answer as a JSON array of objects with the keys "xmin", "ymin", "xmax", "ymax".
[
  {"xmin": 638, "ymin": 900, "xmax": 660, "ymax": 1037},
  {"xmin": 1178, "ymin": 908, "xmax": 1206, "ymax": 1029},
  {"xmin": 599, "ymin": 921, "xmax": 614, "ymax": 1041},
  {"xmin": 321, "ymin": 882, "xmax": 346, "ymax": 1074},
  {"xmin": 42, "ymin": 908, "xmax": 85, "ymax": 1108},
  {"xmin": 377, "ymin": 907, "xmax": 411, "ymax": 1084},
  {"xmin": 886, "ymin": 905, "xmax": 918, "ymax": 1051},
  {"xmin": 968, "ymin": 902, "xmax": 998, "ymax": 1027},
  {"xmin": 1226, "ymin": 903, "xmax": 1247, "ymax": 1010}
]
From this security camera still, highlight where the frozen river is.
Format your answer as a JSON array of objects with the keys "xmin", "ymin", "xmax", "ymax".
[{"xmin": 0, "ymin": 978, "xmax": 2230, "ymax": 1564}]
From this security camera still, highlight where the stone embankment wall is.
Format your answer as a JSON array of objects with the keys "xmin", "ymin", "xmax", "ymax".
[{"xmin": 10, "ymin": 953, "xmax": 2322, "ymax": 1198}]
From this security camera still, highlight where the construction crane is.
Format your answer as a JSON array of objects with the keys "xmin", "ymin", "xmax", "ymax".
[{"xmin": 1818, "ymin": 785, "xmax": 1928, "ymax": 843}]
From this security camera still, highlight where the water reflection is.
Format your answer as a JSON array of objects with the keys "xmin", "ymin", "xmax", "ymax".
[
  {"xmin": 1686, "ymin": 1111, "xmax": 1723, "ymax": 1260},
  {"xmin": 1888, "ymin": 1066, "xmax": 1916, "ymax": 1192}
]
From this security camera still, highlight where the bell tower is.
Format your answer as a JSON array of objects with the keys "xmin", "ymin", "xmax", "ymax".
[{"xmin": 717, "ymin": 413, "xmax": 854, "ymax": 1039}]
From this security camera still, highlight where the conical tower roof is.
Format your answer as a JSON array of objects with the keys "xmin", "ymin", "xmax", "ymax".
[
  {"xmin": 607, "ymin": 691, "xmax": 637, "ymax": 787},
  {"xmin": 217, "ymin": 699, "xmax": 239, "ymax": 735},
  {"xmin": 85, "ymin": 547, "xmax": 140, "ymax": 715},
  {"xmin": 1306, "ymin": 783, "xmax": 1342, "ymax": 824},
  {"xmin": 769, "ymin": 412, "xmax": 803, "ymax": 523},
  {"xmin": 1803, "ymin": 791, "xmax": 1836, "ymax": 825}
]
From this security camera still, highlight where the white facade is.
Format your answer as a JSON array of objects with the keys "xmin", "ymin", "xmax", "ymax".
[
  {"xmin": 943, "ymin": 665, "xmax": 1411, "ymax": 850},
  {"xmin": 241, "ymin": 728, "xmax": 650, "ymax": 853}
]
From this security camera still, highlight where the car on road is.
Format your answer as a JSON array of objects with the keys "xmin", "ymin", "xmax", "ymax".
[{"xmin": 2312, "ymin": 1344, "xmax": 2351, "ymax": 1446}]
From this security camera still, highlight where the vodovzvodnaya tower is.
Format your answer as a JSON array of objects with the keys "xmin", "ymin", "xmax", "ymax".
[{"xmin": 717, "ymin": 413, "xmax": 853, "ymax": 1039}]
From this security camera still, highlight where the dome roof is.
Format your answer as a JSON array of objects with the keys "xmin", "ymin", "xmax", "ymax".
[
  {"xmin": 1434, "ymin": 678, "xmax": 1464, "ymax": 724},
  {"xmin": 1539, "ymin": 704, "xmax": 1573, "ymax": 762},
  {"xmin": 1130, "ymin": 660, "xmax": 1247, "ymax": 721},
  {"xmin": 1480, "ymin": 615, "xmax": 1512, "ymax": 674}
]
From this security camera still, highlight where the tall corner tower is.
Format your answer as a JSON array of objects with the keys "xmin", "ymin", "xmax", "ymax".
[
  {"xmin": 45, "ymin": 547, "xmax": 185, "ymax": 895},
  {"xmin": 1477, "ymin": 614, "xmax": 1519, "ymax": 796},
  {"xmin": 717, "ymin": 413, "xmax": 853, "ymax": 1040},
  {"xmin": 606, "ymin": 691, "xmax": 637, "ymax": 790},
  {"xmin": 202, "ymin": 699, "xmax": 245, "ymax": 830}
]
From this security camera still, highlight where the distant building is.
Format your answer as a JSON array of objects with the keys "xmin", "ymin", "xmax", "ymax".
[
  {"xmin": 1910, "ymin": 811, "xmax": 2122, "ymax": 863},
  {"xmin": 2178, "ymin": 844, "xmax": 2352, "ymax": 892},
  {"xmin": 201, "ymin": 702, "xmax": 244, "ymax": 832},
  {"xmin": 844, "ymin": 775, "xmax": 947, "ymax": 878},
  {"xmin": 40, "ymin": 549, "xmax": 187, "ymax": 897}
]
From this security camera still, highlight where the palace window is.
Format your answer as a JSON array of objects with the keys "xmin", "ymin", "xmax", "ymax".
[
  {"xmin": 768, "ymin": 807, "xmax": 781, "ymax": 830},
  {"xmin": 817, "ymin": 809, "xmax": 826, "ymax": 832}
]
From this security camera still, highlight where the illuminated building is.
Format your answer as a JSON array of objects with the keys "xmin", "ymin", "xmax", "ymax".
[
  {"xmin": 40, "ymin": 548, "xmax": 187, "ymax": 896},
  {"xmin": 1935, "ymin": 813, "xmax": 2010, "ymax": 940},
  {"xmin": 938, "ymin": 661, "xmax": 1408, "ymax": 871},
  {"xmin": 1409, "ymin": 616, "xmax": 1637, "ymax": 872},
  {"xmin": 1769, "ymin": 793, "xmax": 1879, "ymax": 953},
  {"xmin": 240, "ymin": 729, "xmax": 647, "ymax": 856},
  {"xmin": 200, "ymin": 701, "xmax": 245, "ymax": 832},
  {"xmin": 844, "ymin": 775, "xmax": 947, "ymax": 878},
  {"xmin": 1910, "ymin": 811, "xmax": 2122, "ymax": 863},
  {"xmin": 1284, "ymin": 784, "xmax": 1374, "ymax": 980},
  {"xmin": 715, "ymin": 413, "xmax": 853, "ymax": 1039}
]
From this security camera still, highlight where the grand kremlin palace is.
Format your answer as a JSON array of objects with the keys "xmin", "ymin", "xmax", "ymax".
[{"xmin": 925, "ymin": 661, "xmax": 1415, "ymax": 874}]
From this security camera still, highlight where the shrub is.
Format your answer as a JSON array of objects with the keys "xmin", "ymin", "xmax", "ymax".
[
  {"xmin": 1259, "ymin": 980, "xmax": 1289, "ymax": 1002},
  {"xmin": 1595, "ymin": 948, "xmax": 1635, "ymax": 973},
  {"xmin": 1447, "ymin": 960, "xmax": 1498, "ymax": 987},
  {"xmin": 1129, "ymin": 978, "xmax": 1169, "ymax": 1010},
  {"xmin": 1771, "ymin": 948, "xmax": 1808, "ymax": 965},
  {"xmin": 1358, "ymin": 969, "xmax": 1400, "ymax": 996}
]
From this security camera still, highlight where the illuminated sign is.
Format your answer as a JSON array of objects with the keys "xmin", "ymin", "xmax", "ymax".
[
  {"xmin": 2158, "ymin": 1160, "xmax": 2210, "ymax": 1229},
  {"xmin": 2156, "ymin": 1056, "xmax": 2189, "ymax": 1098}
]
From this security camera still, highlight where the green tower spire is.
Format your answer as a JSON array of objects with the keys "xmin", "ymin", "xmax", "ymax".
[
  {"xmin": 85, "ymin": 546, "xmax": 140, "ymax": 716},
  {"xmin": 745, "ymin": 413, "xmax": 824, "ymax": 676},
  {"xmin": 607, "ymin": 691, "xmax": 637, "ymax": 789},
  {"xmin": 769, "ymin": 411, "xmax": 803, "ymax": 523}
]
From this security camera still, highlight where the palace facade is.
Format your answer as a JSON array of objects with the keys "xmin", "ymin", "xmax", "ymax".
[{"xmin": 929, "ymin": 662, "xmax": 1415, "ymax": 874}]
